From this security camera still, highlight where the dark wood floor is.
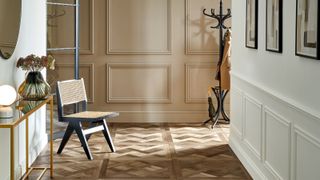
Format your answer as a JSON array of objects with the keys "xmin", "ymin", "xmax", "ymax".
[{"xmin": 30, "ymin": 123, "xmax": 252, "ymax": 180}]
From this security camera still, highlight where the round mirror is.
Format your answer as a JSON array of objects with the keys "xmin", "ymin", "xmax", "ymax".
[{"xmin": 0, "ymin": 0, "xmax": 21, "ymax": 59}]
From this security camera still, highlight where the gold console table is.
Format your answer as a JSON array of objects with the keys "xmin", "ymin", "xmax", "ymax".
[{"xmin": 0, "ymin": 96, "xmax": 54, "ymax": 180}]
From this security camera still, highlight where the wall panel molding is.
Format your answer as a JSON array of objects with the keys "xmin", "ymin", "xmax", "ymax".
[
  {"xmin": 106, "ymin": 0, "xmax": 172, "ymax": 54},
  {"xmin": 263, "ymin": 107, "xmax": 291, "ymax": 180},
  {"xmin": 81, "ymin": 0, "xmax": 94, "ymax": 54},
  {"xmin": 54, "ymin": 63, "xmax": 95, "ymax": 103},
  {"xmin": 185, "ymin": 63, "xmax": 216, "ymax": 103},
  {"xmin": 106, "ymin": 63, "xmax": 172, "ymax": 103},
  {"xmin": 243, "ymin": 94, "xmax": 263, "ymax": 160},
  {"xmin": 293, "ymin": 126, "xmax": 320, "ymax": 180},
  {"xmin": 230, "ymin": 87, "xmax": 243, "ymax": 138}
]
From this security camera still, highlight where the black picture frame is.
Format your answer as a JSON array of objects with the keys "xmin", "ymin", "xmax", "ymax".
[
  {"xmin": 295, "ymin": 0, "xmax": 320, "ymax": 59},
  {"xmin": 246, "ymin": 0, "xmax": 258, "ymax": 49},
  {"xmin": 266, "ymin": 0, "xmax": 283, "ymax": 53}
]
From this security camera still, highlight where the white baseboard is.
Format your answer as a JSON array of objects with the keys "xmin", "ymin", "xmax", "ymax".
[{"xmin": 229, "ymin": 135, "xmax": 266, "ymax": 180}]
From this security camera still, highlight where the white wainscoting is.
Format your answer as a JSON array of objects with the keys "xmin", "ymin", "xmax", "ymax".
[
  {"xmin": 264, "ymin": 107, "xmax": 291, "ymax": 180},
  {"xmin": 243, "ymin": 94, "xmax": 263, "ymax": 161},
  {"xmin": 230, "ymin": 73, "xmax": 320, "ymax": 180},
  {"xmin": 230, "ymin": 87, "xmax": 243, "ymax": 138},
  {"xmin": 293, "ymin": 126, "xmax": 320, "ymax": 180}
]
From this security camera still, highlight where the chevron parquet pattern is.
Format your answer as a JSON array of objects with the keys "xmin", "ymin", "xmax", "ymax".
[{"xmin": 30, "ymin": 123, "xmax": 252, "ymax": 180}]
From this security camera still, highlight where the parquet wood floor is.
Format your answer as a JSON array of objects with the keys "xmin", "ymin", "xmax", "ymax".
[{"xmin": 30, "ymin": 123, "xmax": 252, "ymax": 180}]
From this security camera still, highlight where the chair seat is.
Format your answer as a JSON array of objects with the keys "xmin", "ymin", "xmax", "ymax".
[{"xmin": 63, "ymin": 111, "xmax": 119, "ymax": 121}]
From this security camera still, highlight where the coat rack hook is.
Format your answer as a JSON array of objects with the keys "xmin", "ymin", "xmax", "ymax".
[
  {"xmin": 202, "ymin": 8, "xmax": 212, "ymax": 17},
  {"xmin": 211, "ymin": 8, "xmax": 215, "ymax": 15}
]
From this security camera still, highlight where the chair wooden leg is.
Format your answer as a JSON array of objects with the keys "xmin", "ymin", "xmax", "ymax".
[
  {"xmin": 102, "ymin": 120, "xmax": 115, "ymax": 152},
  {"xmin": 74, "ymin": 122, "xmax": 93, "ymax": 160},
  {"xmin": 57, "ymin": 123, "xmax": 75, "ymax": 154}
]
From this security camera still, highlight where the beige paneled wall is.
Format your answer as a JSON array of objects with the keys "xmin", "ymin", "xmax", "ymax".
[
  {"xmin": 106, "ymin": 63, "xmax": 172, "ymax": 103},
  {"xmin": 48, "ymin": 0, "xmax": 231, "ymax": 122},
  {"xmin": 185, "ymin": 63, "xmax": 216, "ymax": 103},
  {"xmin": 107, "ymin": 0, "xmax": 171, "ymax": 54}
]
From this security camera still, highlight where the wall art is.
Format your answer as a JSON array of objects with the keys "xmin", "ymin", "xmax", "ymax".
[
  {"xmin": 296, "ymin": 0, "xmax": 319, "ymax": 59},
  {"xmin": 266, "ymin": 0, "xmax": 282, "ymax": 52},
  {"xmin": 246, "ymin": 0, "xmax": 258, "ymax": 49}
]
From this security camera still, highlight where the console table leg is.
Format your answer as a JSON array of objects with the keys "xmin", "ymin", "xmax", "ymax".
[
  {"xmin": 10, "ymin": 127, "xmax": 14, "ymax": 180},
  {"xmin": 50, "ymin": 98, "xmax": 54, "ymax": 178},
  {"xmin": 26, "ymin": 117, "xmax": 29, "ymax": 176}
]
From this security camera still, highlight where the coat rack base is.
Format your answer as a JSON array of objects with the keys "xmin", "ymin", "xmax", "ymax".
[{"xmin": 203, "ymin": 86, "xmax": 230, "ymax": 129}]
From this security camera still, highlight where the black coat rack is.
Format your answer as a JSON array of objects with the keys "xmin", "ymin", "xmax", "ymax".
[{"xmin": 202, "ymin": 0, "xmax": 231, "ymax": 128}]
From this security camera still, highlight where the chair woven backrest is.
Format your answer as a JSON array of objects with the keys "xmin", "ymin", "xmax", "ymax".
[{"xmin": 57, "ymin": 79, "xmax": 87, "ymax": 106}]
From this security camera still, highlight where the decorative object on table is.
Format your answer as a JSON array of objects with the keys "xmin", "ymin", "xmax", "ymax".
[
  {"xmin": 246, "ymin": 0, "xmax": 258, "ymax": 49},
  {"xmin": 266, "ymin": 0, "xmax": 283, "ymax": 53},
  {"xmin": 0, "ymin": 85, "xmax": 17, "ymax": 119},
  {"xmin": 202, "ymin": 0, "xmax": 231, "ymax": 129},
  {"xmin": 296, "ymin": 0, "xmax": 319, "ymax": 59},
  {"xmin": 17, "ymin": 54, "xmax": 55, "ymax": 100}
]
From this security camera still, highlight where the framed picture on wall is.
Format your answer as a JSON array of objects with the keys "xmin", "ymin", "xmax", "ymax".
[
  {"xmin": 246, "ymin": 0, "xmax": 258, "ymax": 49},
  {"xmin": 296, "ymin": 0, "xmax": 320, "ymax": 59},
  {"xmin": 266, "ymin": 0, "xmax": 283, "ymax": 52}
]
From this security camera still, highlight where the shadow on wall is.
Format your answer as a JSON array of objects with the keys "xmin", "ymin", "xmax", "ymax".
[{"xmin": 190, "ymin": 6, "xmax": 218, "ymax": 50}]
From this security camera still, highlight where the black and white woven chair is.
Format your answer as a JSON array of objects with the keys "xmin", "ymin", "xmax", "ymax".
[{"xmin": 56, "ymin": 79, "xmax": 119, "ymax": 160}]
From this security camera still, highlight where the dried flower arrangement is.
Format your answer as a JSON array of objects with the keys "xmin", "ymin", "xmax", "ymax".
[
  {"xmin": 16, "ymin": 54, "xmax": 55, "ymax": 72},
  {"xmin": 16, "ymin": 54, "xmax": 56, "ymax": 100}
]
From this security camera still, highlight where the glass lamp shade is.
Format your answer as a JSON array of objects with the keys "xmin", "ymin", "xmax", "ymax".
[
  {"xmin": 0, "ymin": 85, "xmax": 16, "ymax": 119},
  {"xmin": 0, "ymin": 85, "xmax": 17, "ymax": 106}
]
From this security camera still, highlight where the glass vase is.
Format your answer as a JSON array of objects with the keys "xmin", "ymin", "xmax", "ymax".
[{"xmin": 19, "ymin": 71, "xmax": 51, "ymax": 100}]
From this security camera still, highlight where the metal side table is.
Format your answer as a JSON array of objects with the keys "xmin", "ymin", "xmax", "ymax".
[{"xmin": 0, "ymin": 96, "xmax": 54, "ymax": 180}]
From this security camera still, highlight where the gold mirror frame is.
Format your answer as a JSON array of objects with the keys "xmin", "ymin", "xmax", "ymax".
[{"xmin": 0, "ymin": 0, "xmax": 22, "ymax": 60}]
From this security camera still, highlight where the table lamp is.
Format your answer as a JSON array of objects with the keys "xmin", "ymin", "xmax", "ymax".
[{"xmin": 0, "ymin": 85, "xmax": 17, "ymax": 119}]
